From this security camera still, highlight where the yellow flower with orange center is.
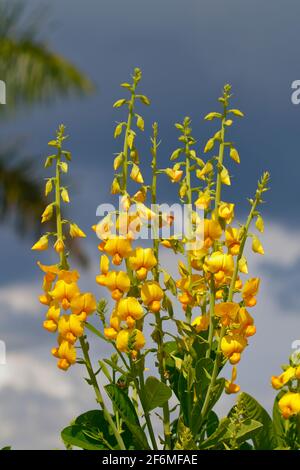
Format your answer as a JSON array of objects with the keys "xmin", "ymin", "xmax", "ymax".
[
  {"xmin": 70, "ymin": 293, "xmax": 97, "ymax": 321},
  {"xmin": 128, "ymin": 247, "xmax": 157, "ymax": 280},
  {"xmin": 58, "ymin": 314, "xmax": 84, "ymax": 344},
  {"xmin": 116, "ymin": 297, "xmax": 144, "ymax": 321},
  {"xmin": 204, "ymin": 251, "xmax": 234, "ymax": 284},
  {"xmin": 52, "ymin": 340, "xmax": 77, "ymax": 371},
  {"xmin": 141, "ymin": 281, "xmax": 164, "ymax": 313},
  {"xmin": 215, "ymin": 302, "xmax": 240, "ymax": 327},
  {"xmin": 242, "ymin": 278, "xmax": 260, "ymax": 307},
  {"xmin": 236, "ymin": 307, "xmax": 256, "ymax": 337},
  {"xmin": 100, "ymin": 236, "xmax": 132, "ymax": 265},
  {"xmin": 43, "ymin": 303, "xmax": 61, "ymax": 333},
  {"xmin": 221, "ymin": 334, "xmax": 247, "ymax": 364},
  {"xmin": 116, "ymin": 329, "xmax": 145, "ymax": 353},
  {"xmin": 203, "ymin": 219, "xmax": 222, "ymax": 249},
  {"xmin": 97, "ymin": 270, "xmax": 130, "ymax": 301},
  {"xmin": 278, "ymin": 392, "xmax": 300, "ymax": 419},
  {"xmin": 48, "ymin": 275, "xmax": 80, "ymax": 311},
  {"xmin": 271, "ymin": 367, "xmax": 296, "ymax": 390}
]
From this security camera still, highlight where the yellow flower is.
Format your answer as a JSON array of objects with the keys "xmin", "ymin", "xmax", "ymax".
[
  {"xmin": 141, "ymin": 281, "xmax": 164, "ymax": 313},
  {"xmin": 235, "ymin": 307, "xmax": 256, "ymax": 337},
  {"xmin": 278, "ymin": 392, "xmax": 300, "ymax": 419},
  {"xmin": 271, "ymin": 367, "xmax": 296, "ymax": 390},
  {"xmin": 190, "ymin": 249, "xmax": 207, "ymax": 271},
  {"xmin": 116, "ymin": 297, "xmax": 144, "ymax": 321},
  {"xmin": 221, "ymin": 334, "xmax": 247, "ymax": 364},
  {"xmin": 192, "ymin": 315, "xmax": 209, "ymax": 332},
  {"xmin": 49, "ymin": 274, "xmax": 80, "ymax": 310},
  {"xmin": 225, "ymin": 367, "xmax": 240, "ymax": 394},
  {"xmin": 128, "ymin": 247, "xmax": 157, "ymax": 280},
  {"xmin": 96, "ymin": 271, "xmax": 130, "ymax": 300},
  {"xmin": 101, "ymin": 237, "xmax": 132, "ymax": 265},
  {"xmin": 160, "ymin": 239, "xmax": 172, "ymax": 249},
  {"xmin": 104, "ymin": 327, "xmax": 118, "ymax": 340},
  {"xmin": 58, "ymin": 314, "xmax": 84, "ymax": 343},
  {"xmin": 229, "ymin": 148, "xmax": 240, "ymax": 164},
  {"xmin": 130, "ymin": 164, "xmax": 144, "ymax": 183},
  {"xmin": 220, "ymin": 167, "xmax": 231, "ymax": 185},
  {"xmin": 252, "ymin": 236, "xmax": 264, "ymax": 255},
  {"xmin": 133, "ymin": 188, "xmax": 147, "ymax": 203},
  {"xmin": 32, "ymin": 235, "xmax": 49, "ymax": 251},
  {"xmin": 215, "ymin": 302, "xmax": 240, "ymax": 327},
  {"xmin": 203, "ymin": 219, "xmax": 222, "ymax": 249},
  {"xmin": 69, "ymin": 223, "xmax": 86, "ymax": 238},
  {"xmin": 54, "ymin": 238, "xmax": 65, "ymax": 254},
  {"xmin": 166, "ymin": 167, "xmax": 183, "ymax": 183},
  {"xmin": 115, "ymin": 328, "xmax": 146, "ymax": 353},
  {"xmin": 41, "ymin": 204, "xmax": 53, "ymax": 223},
  {"xmin": 225, "ymin": 227, "xmax": 240, "ymax": 255},
  {"xmin": 204, "ymin": 251, "xmax": 234, "ymax": 284},
  {"xmin": 195, "ymin": 190, "xmax": 211, "ymax": 210},
  {"xmin": 218, "ymin": 202, "xmax": 235, "ymax": 224},
  {"xmin": 43, "ymin": 303, "xmax": 60, "ymax": 333},
  {"xmin": 55, "ymin": 340, "xmax": 77, "ymax": 371},
  {"xmin": 196, "ymin": 162, "xmax": 213, "ymax": 179},
  {"xmin": 70, "ymin": 293, "xmax": 97, "ymax": 320},
  {"xmin": 242, "ymin": 278, "xmax": 260, "ymax": 307}
]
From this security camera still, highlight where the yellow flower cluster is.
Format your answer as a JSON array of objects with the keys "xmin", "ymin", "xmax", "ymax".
[
  {"xmin": 271, "ymin": 360, "xmax": 300, "ymax": 419},
  {"xmin": 96, "ymin": 240, "xmax": 164, "ymax": 357},
  {"xmin": 160, "ymin": 102, "xmax": 268, "ymax": 396},
  {"xmin": 38, "ymin": 262, "xmax": 96, "ymax": 370}
]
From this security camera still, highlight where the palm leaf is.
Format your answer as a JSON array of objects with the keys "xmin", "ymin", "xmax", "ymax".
[{"xmin": 0, "ymin": 0, "xmax": 94, "ymax": 108}]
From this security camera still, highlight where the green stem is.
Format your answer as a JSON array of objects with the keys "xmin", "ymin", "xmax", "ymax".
[
  {"xmin": 185, "ymin": 141, "xmax": 193, "ymax": 324},
  {"xmin": 151, "ymin": 124, "xmax": 172, "ymax": 450},
  {"xmin": 201, "ymin": 194, "xmax": 260, "ymax": 422},
  {"xmin": 206, "ymin": 114, "xmax": 226, "ymax": 358},
  {"xmin": 122, "ymin": 83, "xmax": 137, "ymax": 192},
  {"xmin": 55, "ymin": 152, "xmax": 68, "ymax": 270},
  {"xmin": 138, "ymin": 369, "xmax": 158, "ymax": 450},
  {"xmin": 79, "ymin": 336, "xmax": 126, "ymax": 450}
]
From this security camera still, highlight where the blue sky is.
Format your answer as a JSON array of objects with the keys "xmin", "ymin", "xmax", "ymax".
[{"xmin": 1, "ymin": 0, "xmax": 300, "ymax": 449}]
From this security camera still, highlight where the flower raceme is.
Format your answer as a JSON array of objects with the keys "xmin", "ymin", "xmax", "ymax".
[{"xmin": 38, "ymin": 263, "xmax": 97, "ymax": 370}]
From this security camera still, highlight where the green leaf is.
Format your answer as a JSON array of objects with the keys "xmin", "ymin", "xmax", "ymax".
[
  {"xmin": 199, "ymin": 418, "xmax": 230, "ymax": 449},
  {"xmin": 200, "ymin": 417, "xmax": 262, "ymax": 449},
  {"xmin": 143, "ymin": 376, "xmax": 172, "ymax": 411},
  {"xmin": 238, "ymin": 392, "xmax": 278, "ymax": 450},
  {"xmin": 105, "ymin": 384, "xmax": 150, "ymax": 450},
  {"xmin": 61, "ymin": 410, "xmax": 117, "ymax": 450},
  {"xmin": 272, "ymin": 391, "xmax": 286, "ymax": 447},
  {"xmin": 206, "ymin": 410, "xmax": 219, "ymax": 437}
]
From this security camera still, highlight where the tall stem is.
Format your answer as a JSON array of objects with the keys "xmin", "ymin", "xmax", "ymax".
[
  {"xmin": 185, "ymin": 141, "xmax": 193, "ymax": 324},
  {"xmin": 206, "ymin": 114, "xmax": 226, "ymax": 358},
  {"xmin": 79, "ymin": 337, "xmax": 126, "ymax": 450},
  {"xmin": 55, "ymin": 152, "xmax": 68, "ymax": 270},
  {"xmin": 201, "ymin": 194, "xmax": 260, "ymax": 422},
  {"xmin": 151, "ymin": 123, "xmax": 172, "ymax": 450}
]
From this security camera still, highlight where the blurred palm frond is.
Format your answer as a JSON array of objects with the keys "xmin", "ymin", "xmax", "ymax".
[{"xmin": 0, "ymin": 1, "xmax": 94, "ymax": 108}]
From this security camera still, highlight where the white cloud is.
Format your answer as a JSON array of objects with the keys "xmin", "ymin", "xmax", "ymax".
[{"xmin": 0, "ymin": 282, "xmax": 41, "ymax": 316}]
